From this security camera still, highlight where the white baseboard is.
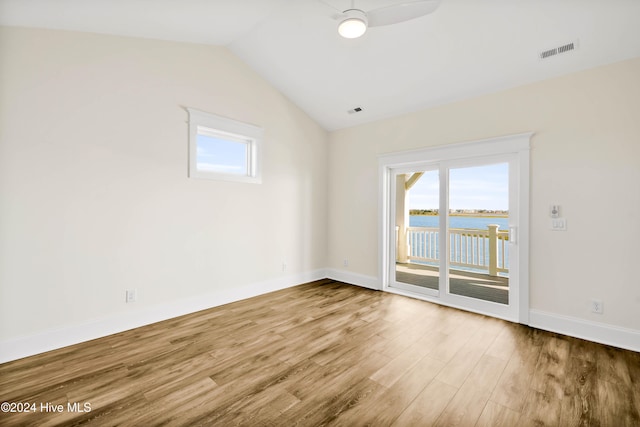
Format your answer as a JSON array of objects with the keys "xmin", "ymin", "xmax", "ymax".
[
  {"xmin": 0, "ymin": 269, "xmax": 326, "ymax": 364},
  {"xmin": 325, "ymin": 268, "xmax": 380, "ymax": 290},
  {"xmin": 529, "ymin": 309, "xmax": 640, "ymax": 353}
]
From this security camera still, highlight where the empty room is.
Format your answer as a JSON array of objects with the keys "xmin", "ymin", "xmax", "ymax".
[{"xmin": 0, "ymin": 0, "xmax": 639, "ymax": 425}]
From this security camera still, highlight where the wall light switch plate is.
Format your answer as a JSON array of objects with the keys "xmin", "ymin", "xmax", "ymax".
[{"xmin": 551, "ymin": 218, "xmax": 567, "ymax": 231}]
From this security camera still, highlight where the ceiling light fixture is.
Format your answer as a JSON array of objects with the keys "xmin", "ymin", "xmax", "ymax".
[{"xmin": 338, "ymin": 9, "xmax": 368, "ymax": 39}]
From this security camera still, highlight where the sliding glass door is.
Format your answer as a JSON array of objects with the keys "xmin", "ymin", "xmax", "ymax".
[{"xmin": 381, "ymin": 134, "xmax": 531, "ymax": 322}]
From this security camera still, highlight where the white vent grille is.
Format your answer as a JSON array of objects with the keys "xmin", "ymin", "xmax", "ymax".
[{"xmin": 539, "ymin": 40, "xmax": 579, "ymax": 60}]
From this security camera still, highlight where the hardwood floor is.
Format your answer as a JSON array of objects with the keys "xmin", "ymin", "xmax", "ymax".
[{"xmin": 1, "ymin": 279, "xmax": 638, "ymax": 426}]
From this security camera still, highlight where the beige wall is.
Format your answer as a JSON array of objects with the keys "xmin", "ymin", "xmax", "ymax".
[
  {"xmin": 1, "ymin": 25, "xmax": 638, "ymax": 353},
  {"xmin": 328, "ymin": 57, "xmax": 640, "ymax": 331},
  {"xmin": 0, "ymin": 27, "xmax": 328, "ymax": 341}
]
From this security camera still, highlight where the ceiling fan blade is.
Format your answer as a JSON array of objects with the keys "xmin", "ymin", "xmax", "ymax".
[
  {"xmin": 317, "ymin": 0, "xmax": 343, "ymax": 14},
  {"xmin": 331, "ymin": 12, "xmax": 348, "ymax": 21},
  {"xmin": 367, "ymin": 0, "xmax": 440, "ymax": 27}
]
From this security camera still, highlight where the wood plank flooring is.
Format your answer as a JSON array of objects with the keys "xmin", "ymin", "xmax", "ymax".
[{"xmin": 1, "ymin": 279, "xmax": 638, "ymax": 426}]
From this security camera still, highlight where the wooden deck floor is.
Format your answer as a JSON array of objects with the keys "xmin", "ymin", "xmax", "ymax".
[
  {"xmin": 1, "ymin": 279, "xmax": 638, "ymax": 426},
  {"xmin": 396, "ymin": 262, "xmax": 509, "ymax": 304}
]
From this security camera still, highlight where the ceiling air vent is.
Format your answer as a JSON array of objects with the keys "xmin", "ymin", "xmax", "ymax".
[
  {"xmin": 539, "ymin": 39, "xmax": 579, "ymax": 60},
  {"xmin": 347, "ymin": 107, "xmax": 363, "ymax": 114}
]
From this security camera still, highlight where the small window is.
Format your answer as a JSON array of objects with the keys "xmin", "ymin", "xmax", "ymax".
[{"xmin": 187, "ymin": 108, "xmax": 262, "ymax": 183}]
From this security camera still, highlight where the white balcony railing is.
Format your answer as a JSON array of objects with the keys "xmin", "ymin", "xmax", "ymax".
[{"xmin": 403, "ymin": 225, "xmax": 509, "ymax": 276}]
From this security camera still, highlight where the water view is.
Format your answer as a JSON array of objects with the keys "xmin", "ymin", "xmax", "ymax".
[{"xmin": 410, "ymin": 215, "xmax": 509, "ymax": 230}]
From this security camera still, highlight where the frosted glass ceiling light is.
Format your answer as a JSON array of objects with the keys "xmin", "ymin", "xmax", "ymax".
[{"xmin": 338, "ymin": 9, "xmax": 367, "ymax": 39}]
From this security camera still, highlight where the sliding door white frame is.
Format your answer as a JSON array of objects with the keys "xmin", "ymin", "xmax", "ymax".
[{"xmin": 378, "ymin": 133, "xmax": 532, "ymax": 324}]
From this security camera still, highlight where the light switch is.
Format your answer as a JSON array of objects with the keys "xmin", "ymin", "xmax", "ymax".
[{"xmin": 551, "ymin": 218, "xmax": 567, "ymax": 231}]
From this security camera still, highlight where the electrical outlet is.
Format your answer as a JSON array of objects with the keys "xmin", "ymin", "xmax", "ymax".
[
  {"xmin": 343, "ymin": 259, "xmax": 349, "ymax": 267},
  {"xmin": 282, "ymin": 262, "xmax": 287, "ymax": 272},
  {"xmin": 126, "ymin": 289, "xmax": 137, "ymax": 303},
  {"xmin": 590, "ymin": 299, "xmax": 603, "ymax": 314}
]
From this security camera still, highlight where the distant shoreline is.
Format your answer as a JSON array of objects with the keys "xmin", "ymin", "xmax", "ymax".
[{"xmin": 410, "ymin": 213, "xmax": 508, "ymax": 218}]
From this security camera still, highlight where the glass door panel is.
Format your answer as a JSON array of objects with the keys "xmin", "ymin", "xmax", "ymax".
[
  {"xmin": 447, "ymin": 163, "xmax": 510, "ymax": 304},
  {"xmin": 392, "ymin": 169, "xmax": 440, "ymax": 296}
]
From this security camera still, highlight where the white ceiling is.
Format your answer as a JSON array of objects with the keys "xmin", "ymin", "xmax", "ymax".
[{"xmin": 1, "ymin": 0, "xmax": 639, "ymax": 130}]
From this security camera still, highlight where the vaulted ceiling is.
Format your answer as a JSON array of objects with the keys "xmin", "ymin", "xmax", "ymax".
[{"xmin": 2, "ymin": 0, "xmax": 639, "ymax": 130}]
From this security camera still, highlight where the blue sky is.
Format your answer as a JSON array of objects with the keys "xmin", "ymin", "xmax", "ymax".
[
  {"xmin": 196, "ymin": 134, "xmax": 247, "ymax": 175},
  {"xmin": 408, "ymin": 163, "xmax": 509, "ymax": 210}
]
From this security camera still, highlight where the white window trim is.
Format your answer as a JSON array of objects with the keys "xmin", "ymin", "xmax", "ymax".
[{"xmin": 187, "ymin": 108, "xmax": 263, "ymax": 184}]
